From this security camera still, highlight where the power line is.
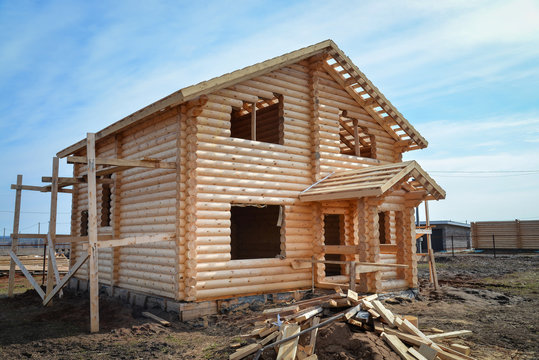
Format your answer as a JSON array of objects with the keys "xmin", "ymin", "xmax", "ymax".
[
  {"xmin": 0, "ymin": 210, "xmax": 71, "ymax": 214},
  {"xmin": 430, "ymin": 170, "xmax": 539, "ymax": 174}
]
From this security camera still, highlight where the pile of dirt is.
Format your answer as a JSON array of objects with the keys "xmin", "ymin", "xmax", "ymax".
[{"xmin": 316, "ymin": 322, "xmax": 400, "ymax": 360}]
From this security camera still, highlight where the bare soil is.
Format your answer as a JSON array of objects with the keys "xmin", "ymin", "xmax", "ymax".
[{"xmin": 0, "ymin": 253, "xmax": 537, "ymax": 359}]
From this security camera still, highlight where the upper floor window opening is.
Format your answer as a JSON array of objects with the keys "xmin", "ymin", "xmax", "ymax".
[
  {"xmin": 338, "ymin": 110, "xmax": 375, "ymax": 159},
  {"xmin": 230, "ymin": 94, "xmax": 283, "ymax": 144}
]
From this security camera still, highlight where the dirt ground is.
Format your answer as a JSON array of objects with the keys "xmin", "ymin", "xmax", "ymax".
[{"xmin": 0, "ymin": 253, "xmax": 537, "ymax": 359}]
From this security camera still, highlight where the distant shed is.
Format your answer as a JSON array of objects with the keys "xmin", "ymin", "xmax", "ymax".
[{"xmin": 417, "ymin": 221, "xmax": 471, "ymax": 253}]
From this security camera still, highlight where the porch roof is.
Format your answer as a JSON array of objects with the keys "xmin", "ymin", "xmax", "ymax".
[{"xmin": 298, "ymin": 161, "xmax": 445, "ymax": 202}]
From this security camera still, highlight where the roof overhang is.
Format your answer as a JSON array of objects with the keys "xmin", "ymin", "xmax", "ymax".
[
  {"xmin": 299, "ymin": 161, "xmax": 445, "ymax": 202},
  {"xmin": 57, "ymin": 40, "xmax": 427, "ymax": 158}
]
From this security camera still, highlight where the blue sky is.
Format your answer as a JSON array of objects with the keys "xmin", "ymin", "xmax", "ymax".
[{"xmin": 0, "ymin": 0, "xmax": 538, "ymax": 235}]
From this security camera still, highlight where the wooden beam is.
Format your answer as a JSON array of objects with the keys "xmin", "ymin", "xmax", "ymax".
[
  {"xmin": 67, "ymin": 156, "xmax": 177, "ymax": 170},
  {"xmin": 8, "ymin": 174, "xmax": 23, "ymax": 297},
  {"xmin": 45, "ymin": 157, "xmax": 59, "ymax": 304},
  {"xmin": 10, "ymin": 183, "xmax": 73, "ymax": 193},
  {"xmin": 86, "ymin": 133, "xmax": 100, "ymax": 333},
  {"xmin": 43, "ymin": 254, "xmax": 89, "ymax": 306},
  {"xmin": 8, "ymin": 250, "xmax": 45, "ymax": 300},
  {"xmin": 352, "ymin": 118, "xmax": 360, "ymax": 156},
  {"xmin": 251, "ymin": 102, "xmax": 257, "ymax": 141},
  {"xmin": 81, "ymin": 233, "xmax": 175, "ymax": 250}
]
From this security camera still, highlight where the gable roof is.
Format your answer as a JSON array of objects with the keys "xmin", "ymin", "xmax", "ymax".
[
  {"xmin": 57, "ymin": 40, "xmax": 427, "ymax": 158},
  {"xmin": 298, "ymin": 160, "xmax": 445, "ymax": 202}
]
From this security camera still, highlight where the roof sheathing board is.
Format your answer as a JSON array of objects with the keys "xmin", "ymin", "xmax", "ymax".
[{"xmin": 57, "ymin": 39, "xmax": 427, "ymax": 157}]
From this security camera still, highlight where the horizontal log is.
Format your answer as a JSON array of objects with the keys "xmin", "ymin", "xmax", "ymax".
[
  {"xmin": 196, "ymin": 272, "xmax": 310, "ymax": 290},
  {"xmin": 196, "ymin": 265, "xmax": 303, "ymax": 281},
  {"xmin": 195, "ymin": 279, "xmax": 311, "ymax": 300},
  {"xmin": 196, "ymin": 158, "xmax": 311, "ymax": 178}
]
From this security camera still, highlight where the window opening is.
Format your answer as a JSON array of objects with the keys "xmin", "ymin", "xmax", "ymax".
[
  {"xmin": 230, "ymin": 94, "xmax": 283, "ymax": 144},
  {"xmin": 339, "ymin": 110, "xmax": 374, "ymax": 158},
  {"xmin": 80, "ymin": 210, "xmax": 88, "ymax": 236},
  {"xmin": 378, "ymin": 212, "xmax": 387, "ymax": 244},
  {"xmin": 323, "ymin": 214, "xmax": 345, "ymax": 276},
  {"xmin": 230, "ymin": 204, "xmax": 282, "ymax": 260},
  {"xmin": 100, "ymin": 175, "xmax": 112, "ymax": 227}
]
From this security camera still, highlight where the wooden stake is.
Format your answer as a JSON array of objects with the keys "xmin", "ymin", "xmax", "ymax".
[
  {"xmin": 45, "ymin": 158, "xmax": 59, "ymax": 304},
  {"xmin": 424, "ymin": 201, "xmax": 439, "ymax": 290},
  {"xmin": 87, "ymin": 133, "xmax": 100, "ymax": 333},
  {"xmin": 8, "ymin": 174, "xmax": 22, "ymax": 297}
]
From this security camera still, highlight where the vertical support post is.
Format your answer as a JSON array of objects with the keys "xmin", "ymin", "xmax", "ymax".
[
  {"xmin": 8, "ymin": 174, "xmax": 23, "ymax": 297},
  {"xmin": 251, "ymin": 102, "xmax": 256, "ymax": 141},
  {"xmin": 87, "ymin": 133, "xmax": 100, "ymax": 333},
  {"xmin": 349, "ymin": 261, "xmax": 356, "ymax": 292},
  {"xmin": 311, "ymin": 256, "xmax": 315, "ymax": 293},
  {"xmin": 352, "ymin": 118, "xmax": 360, "ymax": 156},
  {"xmin": 451, "ymin": 235, "xmax": 455, "ymax": 257},
  {"xmin": 424, "ymin": 201, "xmax": 439, "ymax": 290},
  {"xmin": 45, "ymin": 157, "xmax": 59, "ymax": 303},
  {"xmin": 492, "ymin": 234, "xmax": 496, "ymax": 258},
  {"xmin": 110, "ymin": 134, "xmax": 122, "ymax": 297}
]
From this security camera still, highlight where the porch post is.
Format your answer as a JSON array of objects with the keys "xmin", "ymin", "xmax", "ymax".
[
  {"xmin": 356, "ymin": 198, "xmax": 381, "ymax": 293},
  {"xmin": 399, "ymin": 207, "xmax": 417, "ymax": 288}
]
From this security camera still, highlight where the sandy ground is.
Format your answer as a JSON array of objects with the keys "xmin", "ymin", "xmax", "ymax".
[{"xmin": 0, "ymin": 253, "xmax": 537, "ymax": 359}]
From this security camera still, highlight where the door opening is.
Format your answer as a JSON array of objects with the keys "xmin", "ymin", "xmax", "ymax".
[{"xmin": 323, "ymin": 214, "xmax": 345, "ymax": 276}]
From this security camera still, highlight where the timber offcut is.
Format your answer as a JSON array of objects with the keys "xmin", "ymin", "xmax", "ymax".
[{"xmin": 8, "ymin": 40, "xmax": 445, "ymax": 332}]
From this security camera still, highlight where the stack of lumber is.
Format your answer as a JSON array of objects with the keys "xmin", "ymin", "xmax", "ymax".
[{"xmin": 228, "ymin": 291, "xmax": 474, "ymax": 360}]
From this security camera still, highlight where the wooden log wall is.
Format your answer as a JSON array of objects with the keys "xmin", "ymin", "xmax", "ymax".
[
  {"xmin": 472, "ymin": 220, "xmax": 539, "ymax": 249},
  {"xmin": 117, "ymin": 110, "xmax": 179, "ymax": 299},
  {"xmin": 193, "ymin": 87, "xmax": 313, "ymax": 299}
]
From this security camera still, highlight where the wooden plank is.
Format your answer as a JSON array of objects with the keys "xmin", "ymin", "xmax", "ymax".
[
  {"xmin": 47, "ymin": 240, "xmax": 62, "ymax": 298},
  {"xmin": 229, "ymin": 343, "xmax": 262, "ymax": 360},
  {"xmin": 87, "ymin": 133, "xmax": 100, "ymax": 333},
  {"xmin": 8, "ymin": 250, "xmax": 45, "ymax": 299},
  {"xmin": 142, "ymin": 312, "xmax": 170, "ymax": 326},
  {"xmin": 45, "ymin": 157, "xmax": 59, "ymax": 303},
  {"xmin": 438, "ymin": 345, "xmax": 474, "ymax": 360},
  {"xmin": 408, "ymin": 347, "xmax": 428, "ymax": 360},
  {"xmin": 67, "ymin": 156, "xmax": 177, "ymax": 170},
  {"xmin": 449, "ymin": 344, "xmax": 471, "ymax": 356},
  {"xmin": 81, "ymin": 233, "xmax": 175, "ymax": 250},
  {"xmin": 371, "ymin": 300, "xmax": 396, "ymax": 327},
  {"xmin": 294, "ymin": 307, "xmax": 323, "ymax": 322},
  {"xmin": 418, "ymin": 344, "xmax": 438, "ymax": 360},
  {"xmin": 8, "ymin": 174, "xmax": 23, "ymax": 297},
  {"xmin": 259, "ymin": 331, "xmax": 279, "ymax": 346},
  {"xmin": 399, "ymin": 319, "xmax": 442, "ymax": 352},
  {"xmin": 306, "ymin": 316, "xmax": 320, "ymax": 355},
  {"xmin": 381, "ymin": 332, "xmax": 414, "ymax": 360},
  {"xmin": 276, "ymin": 324, "xmax": 301, "ymax": 360},
  {"xmin": 43, "ymin": 254, "xmax": 89, "ymax": 306},
  {"xmin": 427, "ymin": 330, "xmax": 472, "ymax": 340},
  {"xmin": 424, "ymin": 201, "xmax": 439, "ymax": 289}
]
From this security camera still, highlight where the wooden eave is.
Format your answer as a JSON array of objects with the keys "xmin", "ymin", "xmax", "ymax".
[
  {"xmin": 57, "ymin": 39, "xmax": 427, "ymax": 158},
  {"xmin": 299, "ymin": 161, "xmax": 445, "ymax": 202}
]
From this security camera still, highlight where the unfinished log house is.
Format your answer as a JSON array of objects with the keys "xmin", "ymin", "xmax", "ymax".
[{"xmin": 54, "ymin": 40, "xmax": 445, "ymax": 305}]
